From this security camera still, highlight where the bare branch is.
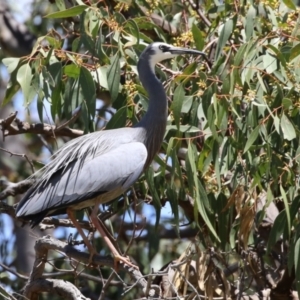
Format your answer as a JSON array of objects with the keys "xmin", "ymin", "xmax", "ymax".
[
  {"xmin": 0, "ymin": 147, "xmax": 35, "ymax": 173},
  {"xmin": 38, "ymin": 217, "xmax": 93, "ymax": 231},
  {"xmin": 0, "ymin": 112, "xmax": 83, "ymax": 139},
  {"xmin": 0, "ymin": 179, "xmax": 35, "ymax": 200},
  {"xmin": 0, "ymin": 262, "xmax": 29, "ymax": 280},
  {"xmin": 184, "ymin": 0, "xmax": 211, "ymax": 27},
  {"xmin": 43, "ymin": 271, "xmax": 123, "ymax": 285},
  {"xmin": 20, "ymin": 235, "xmax": 160, "ymax": 299},
  {"xmin": 0, "ymin": 201, "xmax": 16, "ymax": 218},
  {"xmin": 22, "ymin": 278, "xmax": 90, "ymax": 300},
  {"xmin": 56, "ymin": 107, "xmax": 81, "ymax": 131},
  {"xmin": 0, "ymin": 178, "xmax": 35, "ymax": 200}
]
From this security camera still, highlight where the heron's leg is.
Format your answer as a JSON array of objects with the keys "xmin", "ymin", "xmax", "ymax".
[
  {"xmin": 67, "ymin": 208, "xmax": 96, "ymax": 263},
  {"xmin": 90, "ymin": 205, "xmax": 138, "ymax": 270}
]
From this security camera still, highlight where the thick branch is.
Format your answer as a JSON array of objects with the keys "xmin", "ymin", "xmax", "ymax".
[
  {"xmin": 23, "ymin": 278, "xmax": 90, "ymax": 300},
  {"xmin": 21, "ymin": 235, "xmax": 160, "ymax": 299}
]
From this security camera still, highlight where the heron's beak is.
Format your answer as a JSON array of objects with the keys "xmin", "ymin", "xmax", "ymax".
[
  {"xmin": 168, "ymin": 46, "xmax": 206, "ymax": 57},
  {"xmin": 168, "ymin": 46, "xmax": 210, "ymax": 65}
]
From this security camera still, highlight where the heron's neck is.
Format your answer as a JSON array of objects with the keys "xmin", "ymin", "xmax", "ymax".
[{"xmin": 135, "ymin": 57, "xmax": 168, "ymax": 166}]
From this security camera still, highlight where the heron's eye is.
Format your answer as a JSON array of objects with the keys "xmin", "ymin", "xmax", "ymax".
[{"xmin": 159, "ymin": 45, "xmax": 170, "ymax": 52}]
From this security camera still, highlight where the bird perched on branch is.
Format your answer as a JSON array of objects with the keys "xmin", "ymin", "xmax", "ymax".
[{"xmin": 16, "ymin": 42, "xmax": 206, "ymax": 268}]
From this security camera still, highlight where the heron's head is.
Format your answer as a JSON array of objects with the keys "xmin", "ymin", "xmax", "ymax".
[{"xmin": 141, "ymin": 42, "xmax": 206, "ymax": 70}]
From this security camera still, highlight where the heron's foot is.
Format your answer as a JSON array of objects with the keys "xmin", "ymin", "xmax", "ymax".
[{"xmin": 114, "ymin": 254, "xmax": 139, "ymax": 270}]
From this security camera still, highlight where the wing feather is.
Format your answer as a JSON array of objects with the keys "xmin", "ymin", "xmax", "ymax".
[{"xmin": 16, "ymin": 142, "xmax": 147, "ymax": 218}]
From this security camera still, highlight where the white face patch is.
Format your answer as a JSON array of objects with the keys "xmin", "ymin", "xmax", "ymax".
[{"xmin": 148, "ymin": 42, "xmax": 177, "ymax": 71}]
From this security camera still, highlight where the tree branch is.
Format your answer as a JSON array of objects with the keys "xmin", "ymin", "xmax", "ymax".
[
  {"xmin": 22, "ymin": 278, "xmax": 91, "ymax": 300},
  {"xmin": 0, "ymin": 112, "xmax": 83, "ymax": 140},
  {"xmin": 0, "ymin": 147, "xmax": 35, "ymax": 173},
  {"xmin": 184, "ymin": 0, "xmax": 211, "ymax": 27},
  {"xmin": 21, "ymin": 235, "xmax": 160, "ymax": 299},
  {"xmin": 0, "ymin": 178, "xmax": 35, "ymax": 200}
]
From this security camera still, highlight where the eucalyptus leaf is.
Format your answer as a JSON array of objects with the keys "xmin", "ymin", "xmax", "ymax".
[
  {"xmin": 45, "ymin": 5, "xmax": 87, "ymax": 18},
  {"xmin": 107, "ymin": 53, "xmax": 121, "ymax": 102},
  {"xmin": 171, "ymin": 84, "xmax": 185, "ymax": 129},
  {"xmin": 281, "ymin": 113, "xmax": 296, "ymax": 141}
]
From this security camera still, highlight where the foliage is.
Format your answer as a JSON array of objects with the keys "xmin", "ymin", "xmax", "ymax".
[{"xmin": 1, "ymin": 0, "xmax": 300, "ymax": 299}]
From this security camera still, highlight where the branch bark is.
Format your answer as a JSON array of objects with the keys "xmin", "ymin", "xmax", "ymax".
[
  {"xmin": 0, "ymin": 112, "xmax": 83, "ymax": 140},
  {"xmin": 0, "ymin": 178, "xmax": 35, "ymax": 200},
  {"xmin": 22, "ymin": 278, "xmax": 91, "ymax": 300},
  {"xmin": 21, "ymin": 235, "xmax": 160, "ymax": 299}
]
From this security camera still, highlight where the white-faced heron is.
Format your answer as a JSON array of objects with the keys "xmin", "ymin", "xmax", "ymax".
[{"xmin": 15, "ymin": 42, "xmax": 206, "ymax": 268}]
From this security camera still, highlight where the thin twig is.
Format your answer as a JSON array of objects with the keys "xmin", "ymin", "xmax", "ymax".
[
  {"xmin": 0, "ymin": 262, "xmax": 29, "ymax": 280},
  {"xmin": 56, "ymin": 107, "xmax": 81, "ymax": 130},
  {"xmin": 0, "ymin": 147, "xmax": 35, "ymax": 173},
  {"xmin": 98, "ymin": 272, "xmax": 116, "ymax": 300},
  {"xmin": 185, "ymin": 0, "xmax": 211, "ymax": 27}
]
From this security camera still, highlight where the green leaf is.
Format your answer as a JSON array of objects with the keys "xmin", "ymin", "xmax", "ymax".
[
  {"xmin": 263, "ymin": 54, "xmax": 277, "ymax": 74},
  {"xmin": 37, "ymin": 90, "xmax": 44, "ymax": 122},
  {"xmin": 45, "ymin": 5, "xmax": 87, "ymax": 18},
  {"xmin": 281, "ymin": 113, "xmax": 296, "ymax": 141},
  {"xmin": 145, "ymin": 168, "xmax": 161, "ymax": 228},
  {"xmin": 124, "ymin": 19, "xmax": 140, "ymax": 45},
  {"xmin": 96, "ymin": 25, "xmax": 110, "ymax": 64},
  {"xmin": 215, "ymin": 18, "xmax": 233, "ymax": 61},
  {"xmin": 79, "ymin": 66, "xmax": 96, "ymax": 118},
  {"xmin": 2, "ymin": 57, "xmax": 20, "ymax": 73},
  {"xmin": 294, "ymin": 238, "xmax": 300, "ymax": 294},
  {"xmin": 212, "ymin": 140, "xmax": 221, "ymax": 190},
  {"xmin": 80, "ymin": 33, "xmax": 96, "ymax": 56},
  {"xmin": 2, "ymin": 71, "xmax": 20, "ymax": 107},
  {"xmin": 243, "ymin": 125, "xmax": 260, "ymax": 153},
  {"xmin": 192, "ymin": 23, "xmax": 204, "ymax": 50},
  {"xmin": 44, "ymin": 36, "xmax": 63, "ymax": 49},
  {"xmin": 233, "ymin": 43, "xmax": 247, "ymax": 66},
  {"xmin": 280, "ymin": 184, "xmax": 291, "ymax": 239},
  {"xmin": 267, "ymin": 210, "xmax": 286, "ymax": 253},
  {"xmin": 171, "ymin": 84, "xmax": 185, "ymax": 129},
  {"xmin": 47, "ymin": 62, "xmax": 63, "ymax": 119},
  {"xmin": 186, "ymin": 143, "xmax": 219, "ymax": 241},
  {"xmin": 91, "ymin": 67, "xmax": 108, "ymax": 90},
  {"xmin": 282, "ymin": 0, "xmax": 296, "ymax": 10},
  {"xmin": 16, "ymin": 63, "xmax": 35, "ymax": 105},
  {"xmin": 81, "ymin": 99, "xmax": 91, "ymax": 133},
  {"xmin": 181, "ymin": 96, "xmax": 193, "ymax": 113},
  {"xmin": 166, "ymin": 124, "xmax": 201, "ymax": 134},
  {"xmin": 266, "ymin": 44, "xmax": 287, "ymax": 68},
  {"xmin": 282, "ymin": 98, "xmax": 293, "ymax": 109},
  {"xmin": 107, "ymin": 53, "xmax": 121, "ymax": 102},
  {"xmin": 245, "ymin": 5, "xmax": 255, "ymax": 41},
  {"xmin": 166, "ymin": 187, "xmax": 180, "ymax": 237},
  {"xmin": 105, "ymin": 106, "xmax": 127, "ymax": 129},
  {"xmin": 290, "ymin": 43, "xmax": 300, "ymax": 61},
  {"xmin": 64, "ymin": 64, "xmax": 81, "ymax": 78}
]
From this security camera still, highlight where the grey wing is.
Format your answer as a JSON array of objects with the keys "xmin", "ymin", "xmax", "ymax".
[{"xmin": 16, "ymin": 142, "xmax": 147, "ymax": 218}]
